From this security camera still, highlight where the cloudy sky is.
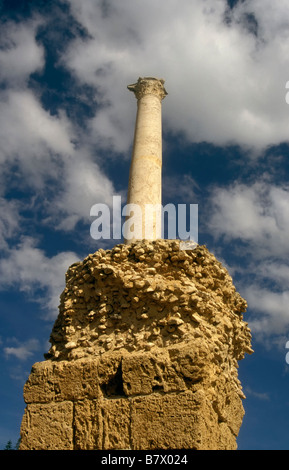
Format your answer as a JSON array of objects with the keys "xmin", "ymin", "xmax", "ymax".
[{"xmin": 1, "ymin": 0, "xmax": 289, "ymax": 450}]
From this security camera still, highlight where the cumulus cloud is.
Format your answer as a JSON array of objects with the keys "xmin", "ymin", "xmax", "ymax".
[
  {"xmin": 0, "ymin": 17, "xmax": 73, "ymax": 192},
  {"xmin": 63, "ymin": 0, "xmax": 289, "ymax": 152},
  {"xmin": 244, "ymin": 287, "xmax": 289, "ymax": 337},
  {"xmin": 51, "ymin": 154, "xmax": 116, "ymax": 231},
  {"xmin": 208, "ymin": 181, "xmax": 289, "ymax": 258},
  {"xmin": 0, "ymin": 18, "xmax": 44, "ymax": 86},
  {"xmin": 2, "ymin": 0, "xmax": 289, "ymax": 236},
  {"xmin": 0, "ymin": 86, "xmax": 115, "ymax": 230},
  {"xmin": 0, "ymin": 89, "xmax": 74, "ymax": 165},
  {"xmin": 4, "ymin": 338, "xmax": 40, "ymax": 361},
  {"xmin": 0, "ymin": 14, "xmax": 116, "ymax": 230},
  {"xmin": 207, "ymin": 179, "xmax": 289, "ymax": 339},
  {"xmin": 0, "ymin": 198, "xmax": 21, "ymax": 251},
  {"xmin": 0, "ymin": 237, "xmax": 79, "ymax": 318}
]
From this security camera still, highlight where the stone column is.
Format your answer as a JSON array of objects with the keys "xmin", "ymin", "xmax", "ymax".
[{"xmin": 124, "ymin": 77, "xmax": 167, "ymax": 243}]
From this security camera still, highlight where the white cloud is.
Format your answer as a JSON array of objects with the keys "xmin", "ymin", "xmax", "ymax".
[
  {"xmin": 4, "ymin": 338, "xmax": 40, "ymax": 361},
  {"xmin": 234, "ymin": 0, "xmax": 289, "ymax": 43},
  {"xmin": 52, "ymin": 154, "xmax": 116, "ymax": 231},
  {"xmin": 244, "ymin": 386, "xmax": 270, "ymax": 401},
  {"xmin": 0, "ymin": 17, "xmax": 117, "ymax": 229},
  {"xmin": 207, "ymin": 179, "xmax": 289, "ymax": 339},
  {"xmin": 0, "ymin": 89, "xmax": 74, "ymax": 173},
  {"xmin": 244, "ymin": 287, "xmax": 289, "ymax": 338},
  {"xmin": 0, "ymin": 18, "xmax": 44, "ymax": 86},
  {"xmin": 259, "ymin": 262, "xmax": 289, "ymax": 290},
  {"xmin": 0, "ymin": 86, "xmax": 117, "ymax": 229},
  {"xmin": 63, "ymin": 0, "xmax": 289, "ymax": 152},
  {"xmin": 208, "ymin": 181, "xmax": 289, "ymax": 258},
  {"xmin": 2, "ymin": 0, "xmax": 289, "ymax": 238},
  {"xmin": 0, "ymin": 18, "xmax": 73, "ymax": 192},
  {"xmin": 0, "ymin": 198, "xmax": 21, "ymax": 251},
  {"xmin": 0, "ymin": 237, "xmax": 79, "ymax": 318}
]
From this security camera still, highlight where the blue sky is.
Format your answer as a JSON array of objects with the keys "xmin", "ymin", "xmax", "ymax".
[{"xmin": 1, "ymin": 0, "xmax": 289, "ymax": 450}]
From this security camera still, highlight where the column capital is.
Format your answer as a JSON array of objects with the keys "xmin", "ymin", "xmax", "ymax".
[{"xmin": 127, "ymin": 77, "xmax": 168, "ymax": 101}]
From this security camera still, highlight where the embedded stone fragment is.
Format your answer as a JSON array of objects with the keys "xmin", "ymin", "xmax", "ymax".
[{"xmin": 44, "ymin": 240, "xmax": 252, "ymax": 362}]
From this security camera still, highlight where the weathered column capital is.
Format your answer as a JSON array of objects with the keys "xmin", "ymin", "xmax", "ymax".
[{"xmin": 127, "ymin": 77, "xmax": 168, "ymax": 101}]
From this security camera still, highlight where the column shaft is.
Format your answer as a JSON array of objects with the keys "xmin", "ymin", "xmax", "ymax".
[{"xmin": 124, "ymin": 77, "xmax": 167, "ymax": 243}]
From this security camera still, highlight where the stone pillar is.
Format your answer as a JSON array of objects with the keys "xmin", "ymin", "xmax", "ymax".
[{"xmin": 124, "ymin": 77, "xmax": 167, "ymax": 243}]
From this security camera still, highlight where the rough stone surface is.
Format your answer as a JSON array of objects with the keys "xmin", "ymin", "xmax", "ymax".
[
  {"xmin": 20, "ymin": 401, "xmax": 74, "ymax": 450},
  {"xmin": 19, "ymin": 240, "xmax": 252, "ymax": 450}
]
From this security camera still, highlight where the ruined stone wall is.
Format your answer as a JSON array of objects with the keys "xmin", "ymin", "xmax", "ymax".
[{"xmin": 19, "ymin": 240, "xmax": 253, "ymax": 450}]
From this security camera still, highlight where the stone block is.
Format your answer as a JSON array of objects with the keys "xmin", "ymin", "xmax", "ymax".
[
  {"xmin": 122, "ymin": 350, "xmax": 188, "ymax": 396},
  {"xmin": 74, "ymin": 397, "xmax": 131, "ymax": 450},
  {"xmin": 20, "ymin": 401, "xmax": 73, "ymax": 450},
  {"xmin": 101, "ymin": 398, "xmax": 131, "ymax": 449},
  {"xmin": 23, "ymin": 359, "xmax": 100, "ymax": 404},
  {"xmin": 74, "ymin": 399, "xmax": 102, "ymax": 450},
  {"xmin": 130, "ymin": 390, "xmax": 219, "ymax": 450}
]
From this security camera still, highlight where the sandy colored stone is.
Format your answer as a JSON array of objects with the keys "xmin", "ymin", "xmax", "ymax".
[
  {"xmin": 125, "ymin": 78, "xmax": 167, "ymax": 241},
  {"xmin": 44, "ymin": 240, "xmax": 252, "ymax": 362},
  {"xmin": 130, "ymin": 390, "xmax": 221, "ymax": 450},
  {"xmin": 20, "ymin": 401, "xmax": 73, "ymax": 450},
  {"xmin": 20, "ymin": 240, "xmax": 253, "ymax": 450},
  {"xmin": 122, "ymin": 350, "xmax": 187, "ymax": 396},
  {"xmin": 74, "ymin": 397, "xmax": 131, "ymax": 450},
  {"xmin": 23, "ymin": 358, "xmax": 100, "ymax": 403},
  {"xmin": 74, "ymin": 399, "xmax": 101, "ymax": 450},
  {"xmin": 101, "ymin": 398, "xmax": 131, "ymax": 449}
]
